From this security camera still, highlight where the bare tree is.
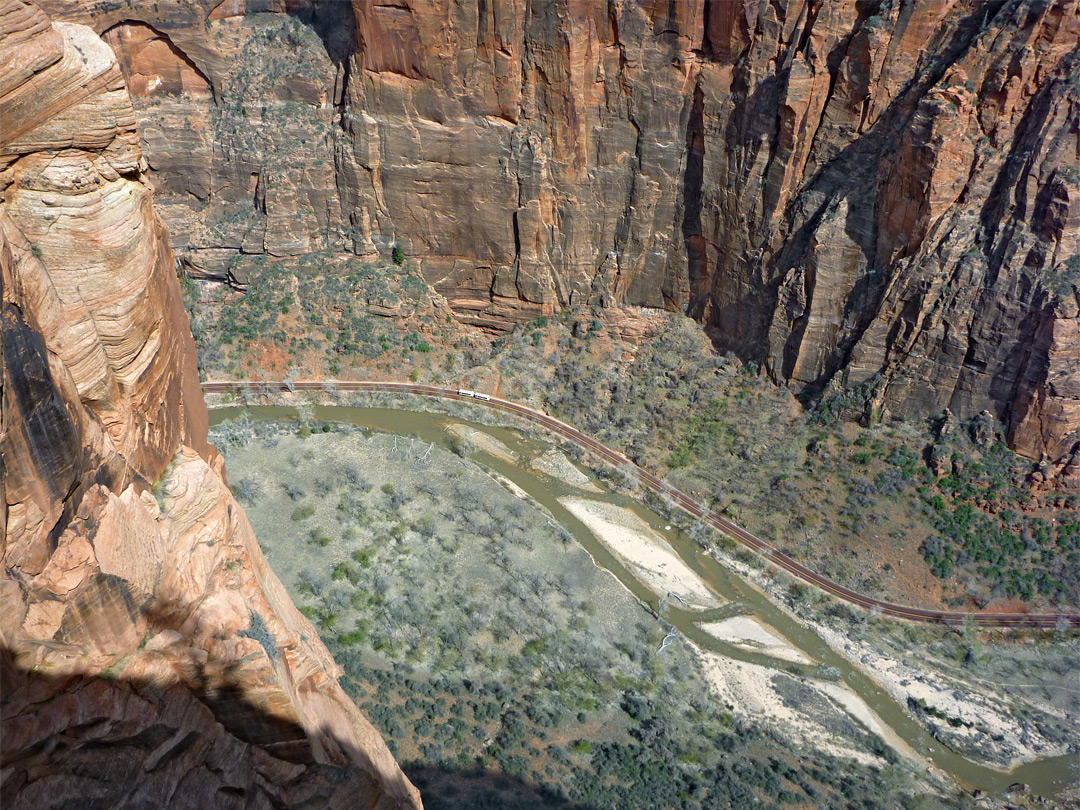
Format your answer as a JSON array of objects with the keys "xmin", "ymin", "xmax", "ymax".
[{"xmin": 656, "ymin": 629, "xmax": 679, "ymax": 654}]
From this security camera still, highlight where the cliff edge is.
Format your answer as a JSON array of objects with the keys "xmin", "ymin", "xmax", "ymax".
[{"xmin": 0, "ymin": 2, "xmax": 421, "ymax": 806}]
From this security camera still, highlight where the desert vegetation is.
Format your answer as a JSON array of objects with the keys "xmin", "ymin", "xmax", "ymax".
[
  {"xmin": 476, "ymin": 313, "xmax": 1079, "ymax": 614},
  {"xmin": 184, "ymin": 236, "xmax": 1077, "ymax": 614},
  {"xmin": 185, "ymin": 253, "xmax": 464, "ymax": 380},
  {"xmin": 211, "ymin": 418, "xmax": 962, "ymax": 810}
]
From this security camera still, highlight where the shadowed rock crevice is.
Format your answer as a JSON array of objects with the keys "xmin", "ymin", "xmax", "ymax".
[
  {"xmin": 297, "ymin": 0, "xmax": 357, "ymax": 66},
  {"xmin": 2, "ymin": 302, "xmax": 83, "ymax": 509},
  {"xmin": 0, "ymin": 645, "xmax": 401, "ymax": 810}
]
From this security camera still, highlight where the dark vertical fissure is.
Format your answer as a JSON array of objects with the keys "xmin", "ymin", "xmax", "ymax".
[{"xmin": 682, "ymin": 83, "xmax": 707, "ymax": 318}]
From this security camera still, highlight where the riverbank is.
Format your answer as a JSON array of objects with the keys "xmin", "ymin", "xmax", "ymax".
[
  {"xmin": 209, "ymin": 406, "xmax": 1078, "ymax": 802},
  {"xmin": 531, "ymin": 449, "xmax": 601, "ymax": 492},
  {"xmin": 708, "ymin": 547, "xmax": 1079, "ymax": 775},
  {"xmin": 212, "ymin": 415, "xmax": 941, "ymax": 809},
  {"xmin": 690, "ymin": 642, "xmax": 920, "ymax": 769},
  {"xmin": 698, "ymin": 616, "xmax": 812, "ymax": 664},
  {"xmin": 559, "ymin": 497, "xmax": 723, "ymax": 608}
]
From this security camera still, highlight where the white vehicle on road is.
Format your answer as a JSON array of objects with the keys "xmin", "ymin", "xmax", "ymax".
[{"xmin": 456, "ymin": 389, "xmax": 491, "ymax": 401}]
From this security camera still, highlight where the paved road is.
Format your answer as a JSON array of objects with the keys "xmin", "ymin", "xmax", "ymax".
[{"xmin": 203, "ymin": 380, "xmax": 1080, "ymax": 630}]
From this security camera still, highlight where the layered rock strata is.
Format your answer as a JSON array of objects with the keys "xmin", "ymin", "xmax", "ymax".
[
  {"xmin": 0, "ymin": 2, "xmax": 421, "ymax": 806},
  {"xmin": 41, "ymin": 0, "xmax": 1080, "ymax": 469}
]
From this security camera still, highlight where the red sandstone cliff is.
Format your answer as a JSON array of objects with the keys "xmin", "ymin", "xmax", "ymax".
[
  {"xmin": 0, "ymin": 2, "xmax": 421, "ymax": 806},
  {"xmin": 37, "ymin": 0, "xmax": 1080, "ymax": 471}
]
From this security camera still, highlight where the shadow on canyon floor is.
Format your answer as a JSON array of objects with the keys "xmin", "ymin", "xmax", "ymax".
[
  {"xmin": 0, "ymin": 644, "xmax": 596, "ymax": 810},
  {"xmin": 404, "ymin": 762, "xmax": 595, "ymax": 810}
]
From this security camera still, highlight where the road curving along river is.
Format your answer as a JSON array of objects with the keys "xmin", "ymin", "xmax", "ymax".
[{"xmin": 209, "ymin": 403, "xmax": 1079, "ymax": 798}]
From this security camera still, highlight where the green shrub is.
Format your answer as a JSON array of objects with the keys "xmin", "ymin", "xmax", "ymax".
[
  {"xmin": 337, "ymin": 627, "xmax": 368, "ymax": 646},
  {"xmin": 332, "ymin": 561, "xmax": 360, "ymax": 583},
  {"xmin": 240, "ymin": 610, "xmax": 279, "ymax": 659},
  {"xmin": 308, "ymin": 526, "xmax": 333, "ymax": 547}
]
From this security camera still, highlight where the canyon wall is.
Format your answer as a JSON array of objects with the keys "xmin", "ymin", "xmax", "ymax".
[
  {"xmin": 0, "ymin": 2, "xmax": 421, "ymax": 806},
  {"xmin": 40, "ymin": 0, "xmax": 1080, "ymax": 470}
]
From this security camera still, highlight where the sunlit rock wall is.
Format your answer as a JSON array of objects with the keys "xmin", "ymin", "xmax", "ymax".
[
  {"xmin": 0, "ymin": 2, "xmax": 421, "ymax": 806},
  {"xmin": 41, "ymin": 0, "xmax": 1080, "ymax": 470}
]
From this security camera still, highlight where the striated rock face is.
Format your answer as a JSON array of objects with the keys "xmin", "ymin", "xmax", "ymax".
[
  {"xmin": 0, "ymin": 3, "xmax": 421, "ymax": 807},
  {"xmin": 40, "ymin": 0, "xmax": 1080, "ymax": 467}
]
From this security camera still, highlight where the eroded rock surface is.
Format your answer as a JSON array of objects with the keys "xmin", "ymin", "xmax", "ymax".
[
  {"xmin": 0, "ymin": 2, "xmax": 421, "ymax": 806},
  {"xmin": 39, "ymin": 0, "xmax": 1080, "ymax": 467}
]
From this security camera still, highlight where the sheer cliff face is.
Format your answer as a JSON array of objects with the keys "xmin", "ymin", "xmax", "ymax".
[
  {"xmin": 0, "ymin": 3, "xmax": 421, "ymax": 807},
  {"xmin": 42, "ymin": 0, "xmax": 1079, "ymax": 467}
]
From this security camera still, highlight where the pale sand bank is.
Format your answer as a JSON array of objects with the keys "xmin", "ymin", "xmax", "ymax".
[
  {"xmin": 808, "ymin": 621, "xmax": 1074, "ymax": 768},
  {"xmin": 691, "ymin": 643, "xmax": 921, "ymax": 768},
  {"xmin": 446, "ymin": 423, "xmax": 515, "ymax": 463},
  {"xmin": 699, "ymin": 616, "xmax": 813, "ymax": 664},
  {"xmin": 816, "ymin": 681, "xmax": 923, "ymax": 764},
  {"xmin": 559, "ymin": 497, "xmax": 722, "ymax": 607},
  {"xmin": 489, "ymin": 470, "xmax": 530, "ymax": 500},
  {"xmin": 708, "ymin": 546, "xmax": 1074, "ymax": 769},
  {"xmin": 531, "ymin": 449, "xmax": 601, "ymax": 491}
]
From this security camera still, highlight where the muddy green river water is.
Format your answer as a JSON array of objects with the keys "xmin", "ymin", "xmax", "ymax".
[{"xmin": 210, "ymin": 403, "xmax": 1078, "ymax": 797}]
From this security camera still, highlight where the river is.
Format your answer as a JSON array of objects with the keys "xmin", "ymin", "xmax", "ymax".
[{"xmin": 209, "ymin": 402, "xmax": 1078, "ymax": 797}]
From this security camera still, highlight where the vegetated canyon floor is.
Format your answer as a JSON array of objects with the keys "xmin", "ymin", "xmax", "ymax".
[
  {"xmin": 188, "ymin": 260, "xmax": 1080, "ymax": 616},
  {"xmin": 210, "ymin": 413, "xmax": 1078, "ymax": 810},
  {"xmin": 213, "ymin": 418, "xmax": 922, "ymax": 809}
]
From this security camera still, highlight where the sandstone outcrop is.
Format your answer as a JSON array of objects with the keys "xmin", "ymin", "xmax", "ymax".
[
  {"xmin": 40, "ymin": 0, "xmax": 1080, "ymax": 469},
  {"xmin": 0, "ymin": 2, "xmax": 421, "ymax": 806}
]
